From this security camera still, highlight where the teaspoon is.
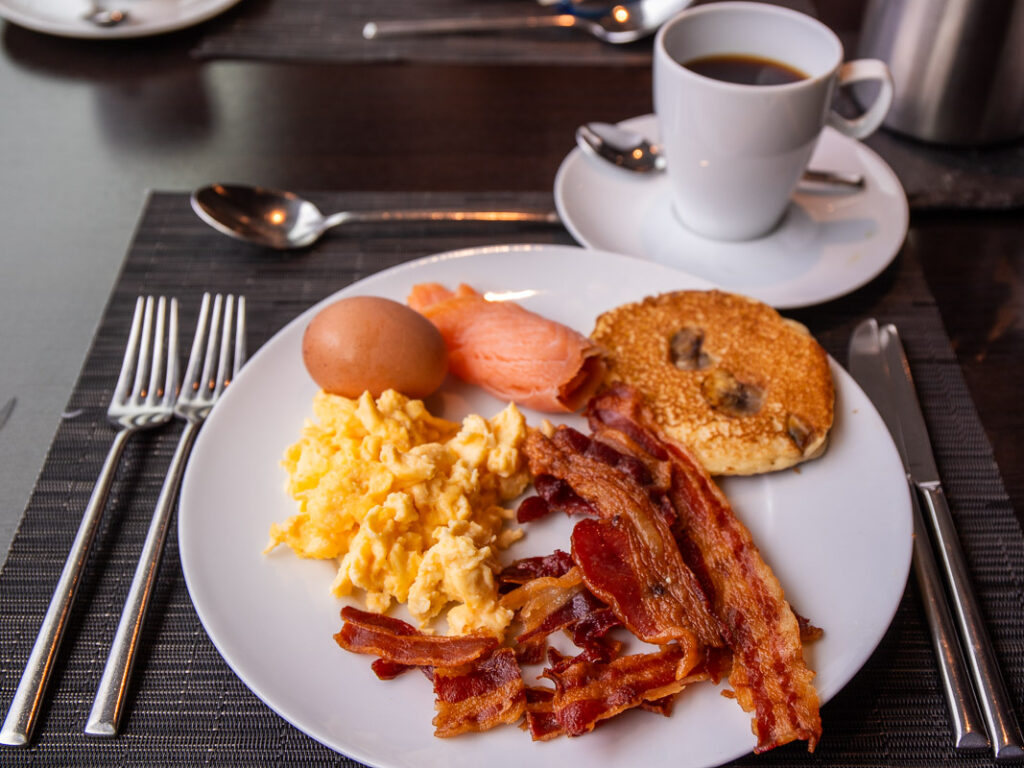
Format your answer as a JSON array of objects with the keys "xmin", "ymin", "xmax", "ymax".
[
  {"xmin": 577, "ymin": 122, "xmax": 866, "ymax": 188},
  {"xmin": 191, "ymin": 184, "xmax": 560, "ymax": 250}
]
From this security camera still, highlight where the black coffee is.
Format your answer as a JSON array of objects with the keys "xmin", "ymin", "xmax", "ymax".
[{"xmin": 683, "ymin": 54, "xmax": 808, "ymax": 86}]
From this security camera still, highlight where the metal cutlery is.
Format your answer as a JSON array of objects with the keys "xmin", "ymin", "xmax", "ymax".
[
  {"xmin": 849, "ymin": 320, "xmax": 987, "ymax": 751},
  {"xmin": 191, "ymin": 184, "xmax": 560, "ymax": 250},
  {"xmin": 83, "ymin": 2, "xmax": 128, "ymax": 26},
  {"xmin": 849, "ymin": 319, "xmax": 1024, "ymax": 760},
  {"xmin": 0, "ymin": 297, "xmax": 179, "ymax": 747},
  {"xmin": 363, "ymin": 0, "xmax": 690, "ymax": 43},
  {"xmin": 577, "ymin": 121, "xmax": 866, "ymax": 189},
  {"xmin": 536, "ymin": 0, "xmax": 632, "ymax": 17},
  {"xmin": 86, "ymin": 293, "xmax": 246, "ymax": 737}
]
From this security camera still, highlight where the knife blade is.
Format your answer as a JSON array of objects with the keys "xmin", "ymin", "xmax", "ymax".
[
  {"xmin": 848, "ymin": 318, "xmax": 988, "ymax": 752},
  {"xmin": 880, "ymin": 322, "xmax": 1024, "ymax": 762}
]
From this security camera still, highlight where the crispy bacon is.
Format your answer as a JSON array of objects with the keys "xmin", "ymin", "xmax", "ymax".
[
  {"xmin": 515, "ymin": 639, "xmax": 548, "ymax": 665},
  {"xmin": 432, "ymin": 648, "xmax": 526, "ymax": 737},
  {"xmin": 796, "ymin": 611, "xmax": 824, "ymax": 643},
  {"xmin": 499, "ymin": 566, "xmax": 621, "ymax": 651},
  {"xmin": 369, "ymin": 658, "xmax": 411, "ymax": 680},
  {"xmin": 524, "ymin": 686, "xmax": 563, "ymax": 741},
  {"xmin": 639, "ymin": 694, "xmax": 677, "ymax": 717},
  {"xmin": 516, "ymin": 494, "xmax": 552, "ymax": 523},
  {"xmin": 523, "ymin": 429, "xmax": 722, "ymax": 647},
  {"xmin": 541, "ymin": 640, "xmax": 703, "ymax": 737},
  {"xmin": 498, "ymin": 549, "xmax": 575, "ymax": 588},
  {"xmin": 587, "ymin": 385, "xmax": 822, "ymax": 753},
  {"xmin": 500, "ymin": 567, "xmax": 587, "ymax": 638},
  {"xmin": 335, "ymin": 606, "xmax": 498, "ymax": 668},
  {"xmin": 534, "ymin": 473, "xmax": 598, "ymax": 516}
]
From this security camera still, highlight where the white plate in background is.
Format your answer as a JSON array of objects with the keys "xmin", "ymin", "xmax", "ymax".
[{"xmin": 0, "ymin": 0, "xmax": 240, "ymax": 39}]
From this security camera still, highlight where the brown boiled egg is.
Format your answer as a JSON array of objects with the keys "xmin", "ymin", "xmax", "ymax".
[{"xmin": 301, "ymin": 296, "xmax": 448, "ymax": 398}]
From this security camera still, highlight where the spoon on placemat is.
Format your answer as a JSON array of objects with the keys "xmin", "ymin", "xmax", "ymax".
[
  {"xmin": 577, "ymin": 122, "xmax": 866, "ymax": 188},
  {"xmin": 363, "ymin": 0, "xmax": 690, "ymax": 43},
  {"xmin": 191, "ymin": 184, "xmax": 560, "ymax": 250}
]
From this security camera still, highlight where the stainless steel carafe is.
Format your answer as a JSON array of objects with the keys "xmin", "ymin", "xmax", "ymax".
[{"xmin": 856, "ymin": 0, "xmax": 1024, "ymax": 145}]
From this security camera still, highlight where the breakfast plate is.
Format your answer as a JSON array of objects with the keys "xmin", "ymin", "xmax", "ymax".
[
  {"xmin": 554, "ymin": 114, "xmax": 910, "ymax": 309},
  {"xmin": 178, "ymin": 244, "xmax": 912, "ymax": 768},
  {"xmin": 0, "ymin": 0, "xmax": 240, "ymax": 39}
]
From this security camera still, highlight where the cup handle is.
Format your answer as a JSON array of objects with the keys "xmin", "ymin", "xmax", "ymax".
[{"xmin": 827, "ymin": 59, "xmax": 894, "ymax": 140}]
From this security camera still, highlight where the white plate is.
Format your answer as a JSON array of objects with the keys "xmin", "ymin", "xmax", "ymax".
[
  {"xmin": 555, "ymin": 114, "xmax": 909, "ymax": 310},
  {"xmin": 179, "ymin": 244, "xmax": 912, "ymax": 768},
  {"xmin": 0, "ymin": 0, "xmax": 240, "ymax": 38}
]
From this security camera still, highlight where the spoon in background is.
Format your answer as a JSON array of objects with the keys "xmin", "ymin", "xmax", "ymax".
[
  {"xmin": 364, "ymin": 0, "xmax": 692, "ymax": 43},
  {"xmin": 577, "ymin": 122, "xmax": 866, "ymax": 188},
  {"xmin": 535, "ymin": 0, "xmax": 639, "ymax": 19},
  {"xmin": 83, "ymin": 3, "xmax": 128, "ymax": 26},
  {"xmin": 191, "ymin": 184, "xmax": 561, "ymax": 250}
]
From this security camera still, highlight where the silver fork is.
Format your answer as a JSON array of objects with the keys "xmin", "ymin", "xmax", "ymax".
[
  {"xmin": 0, "ymin": 296, "xmax": 178, "ymax": 747},
  {"xmin": 85, "ymin": 293, "xmax": 246, "ymax": 738}
]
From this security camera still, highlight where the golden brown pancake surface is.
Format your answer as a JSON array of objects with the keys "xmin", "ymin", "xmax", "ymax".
[{"xmin": 591, "ymin": 290, "xmax": 834, "ymax": 475}]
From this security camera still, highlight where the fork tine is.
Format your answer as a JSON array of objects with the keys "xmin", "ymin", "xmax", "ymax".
[
  {"xmin": 161, "ymin": 299, "xmax": 180, "ymax": 407},
  {"xmin": 112, "ymin": 297, "xmax": 146, "ymax": 406},
  {"xmin": 144, "ymin": 297, "xmax": 167, "ymax": 405},
  {"xmin": 213, "ymin": 295, "xmax": 235, "ymax": 397},
  {"xmin": 233, "ymin": 296, "xmax": 247, "ymax": 378},
  {"xmin": 182, "ymin": 293, "xmax": 212, "ymax": 395},
  {"xmin": 199, "ymin": 294, "xmax": 224, "ymax": 398},
  {"xmin": 130, "ymin": 297, "xmax": 155, "ymax": 405}
]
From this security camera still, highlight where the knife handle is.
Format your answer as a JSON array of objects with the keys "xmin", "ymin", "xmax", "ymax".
[
  {"xmin": 908, "ymin": 490, "xmax": 988, "ymax": 750},
  {"xmin": 918, "ymin": 483, "xmax": 1024, "ymax": 761}
]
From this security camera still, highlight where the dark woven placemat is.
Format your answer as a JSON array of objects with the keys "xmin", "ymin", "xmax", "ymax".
[{"xmin": 1, "ymin": 190, "xmax": 1021, "ymax": 766}]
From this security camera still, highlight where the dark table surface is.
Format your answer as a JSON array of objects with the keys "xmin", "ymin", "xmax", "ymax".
[
  {"xmin": 0, "ymin": 17, "xmax": 1021, "ymax": 550},
  {"xmin": 0, "ymin": 2, "xmax": 1022, "ymax": 763}
]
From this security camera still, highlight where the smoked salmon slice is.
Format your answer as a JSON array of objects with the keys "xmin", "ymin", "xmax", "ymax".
[{"xmin": 408, "ymin": 283, "xmax": 605, "ymax": 413}]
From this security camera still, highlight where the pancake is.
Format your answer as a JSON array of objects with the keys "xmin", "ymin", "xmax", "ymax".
[{"xmin": 591, "ymin": 290, "xmax": 833, "ymax": 475}]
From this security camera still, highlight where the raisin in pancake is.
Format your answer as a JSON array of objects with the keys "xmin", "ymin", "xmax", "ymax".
[{"xmin": 591, "ymin": 290, "xmax": 833, "ymax": 475}]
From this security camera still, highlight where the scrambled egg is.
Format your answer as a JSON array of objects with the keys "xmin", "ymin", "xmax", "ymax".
[{"xmin": 267, "ymin": 389, "xmax": 529, "ymax": 637}]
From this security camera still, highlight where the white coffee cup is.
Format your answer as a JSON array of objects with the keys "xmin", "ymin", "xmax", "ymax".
[{"xmin": 653, "ymin": 2, "xmax": 894, "ymax": 241}]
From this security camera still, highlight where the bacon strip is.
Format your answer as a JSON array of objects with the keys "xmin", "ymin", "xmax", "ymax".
[
  {"xmin": 542, "ymin": 641, "xmax": 703, "ymax": 737},
  {"xmin": 587, "ymin": 385, "xmax": 822, "ymax": 753},
  {"xmin": 335, "ymin": 606, "xmax": 498, "ymax": 668},
  {"xmin": 524, "ymin": 687, "xmax": 563, "ymax": 741},
  {"xmin": 500, "ymin": 566, "xmax": 622, "ymax": 669},
  {"xmin": 432, "ymin": 648, "xmax": 526, "ymax": 737},
  {"xmin": 498, "ymin": 549, "xmax": 575, "ymax": 588},
  {"xmin": 523, "ymin": 429, "xmax": 721, "ymax": 647}
]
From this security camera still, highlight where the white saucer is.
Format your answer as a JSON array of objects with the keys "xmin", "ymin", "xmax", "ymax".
[
  {"xmin": 554, "ymin": 114, "xmax": 909, "ymax": 309},
  {"xmin": 0, "ymin": 0, "xmax": 241, "ymax": 39}
]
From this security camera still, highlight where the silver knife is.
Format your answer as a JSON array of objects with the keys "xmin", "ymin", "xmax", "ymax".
[
  {"xmin": 880, "ymin": 322, "xmax": 1024, "ymax": 762},
  {"xmin": 849, "ymin": 319, "xmax": 988, "ymax": 752}
]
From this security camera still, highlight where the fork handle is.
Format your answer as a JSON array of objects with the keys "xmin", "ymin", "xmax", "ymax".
[
  {"xmin": 0, "ymin": 429, "xmax": 131, "ymax": 746},
  {"xmin": 85, "ymin": 421, "xmax": 200, "ymax": 738}
]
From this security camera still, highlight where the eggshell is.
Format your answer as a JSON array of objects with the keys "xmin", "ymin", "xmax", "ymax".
[{"xmin": 302, "ymin": 296, "xmax": 448, "ymax": 398}]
